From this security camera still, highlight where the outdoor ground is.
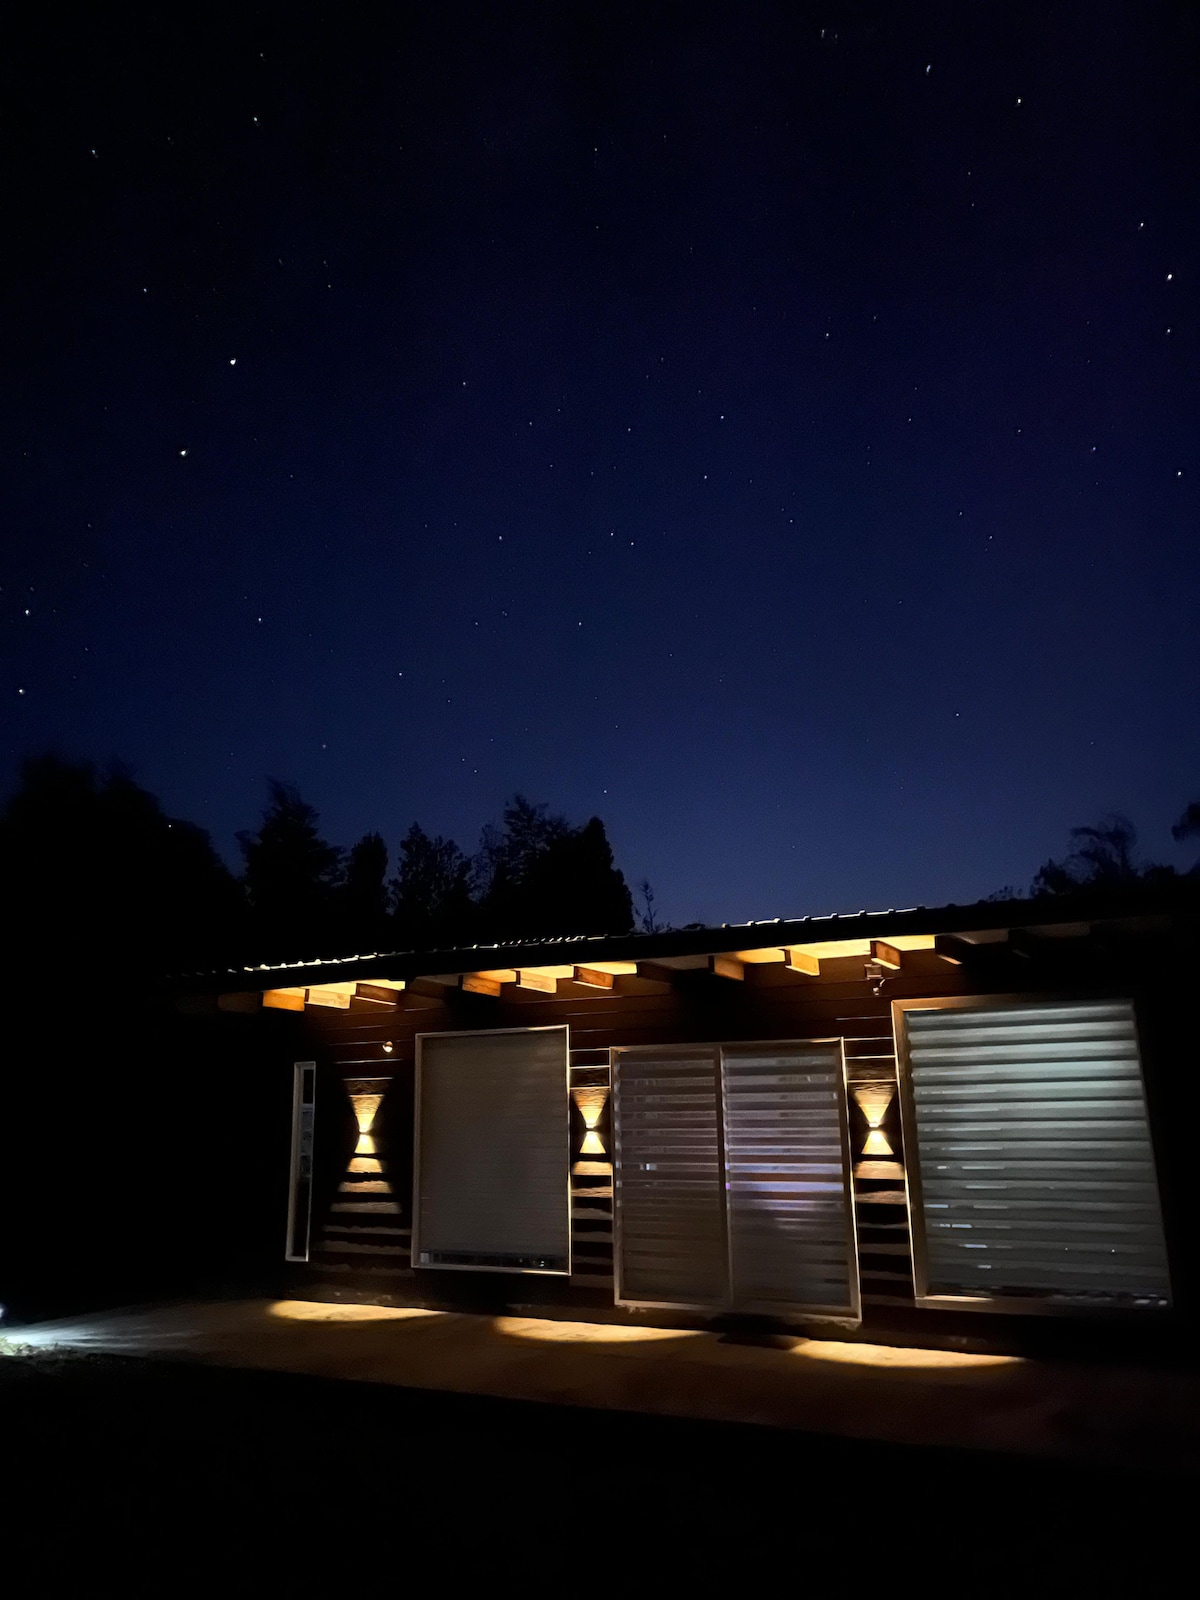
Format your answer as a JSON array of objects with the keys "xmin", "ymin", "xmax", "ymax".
[
  {"xmin": 0, "ymin": 1348, "xmax": 1190, "ymax": 1582},
  {"xmin": 1, "ymin": 1302, "xmax": 1195, "ymax": 1582}
]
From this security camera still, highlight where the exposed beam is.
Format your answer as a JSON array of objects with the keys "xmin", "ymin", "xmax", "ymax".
[
  {"xmin": 870, "ymin": 939, "xmax": 903, "ymax": 971},
  {"xmin": 306, "ymin": 986, "xmax": 352, "ymax": 1009},
  {"xmin": 514, "ymin": 970, "xmax": 558, "ymax": 993},
  {"xmin": 634, "ymin": 961, "xmax": 682, "ymax": 986},
  {"xmin": 785, "ymin": 949, "xmax": 820, "ymax": 977},
  {"xmin": 407, "ymin": 976, "xmax": 458, "ymax": 999},
  {"xmin": 709, "ymin": 954, "xmax": 745, "ymax": 981},
  {"xmin": 354, "ymin": 983, "xmax": 402, "ymax": 1007},
  {"xmin": 263, "ymin": 989, "xmax": 305, "ymax": 1012},
  {"xmin": 461, "ymin": 973, "xmax": 502, "ymax": 997},
  {"xmin": 734, "ymin": 947, "xmax": 786, "ymax": 964},
  {"xmin": 573, "ymin": 966, "xmax": 615, "ymax": 989},
  {"xmin": 933, "ymin": 934, "xmax": 973, "ymax": 965}
]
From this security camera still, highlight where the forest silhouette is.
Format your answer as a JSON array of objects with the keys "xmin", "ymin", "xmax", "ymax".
[
  {"xmin": 1, "ymin": 754, "xmax": 1197, "ymax": 982},
  {"xmin": 0, "ymin": 757, "xmax": 637, "ymax": 978}
]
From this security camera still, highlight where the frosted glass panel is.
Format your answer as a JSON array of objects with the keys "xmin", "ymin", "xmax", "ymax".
[{"xmin": 414, "ymin": 1027, "xmax": 570, "ymax": 1274}]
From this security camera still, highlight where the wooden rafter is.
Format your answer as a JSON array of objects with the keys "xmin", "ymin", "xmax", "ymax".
[{"xmin": 709, "ymin": 954, "xmax": 745, "ymax": 981}]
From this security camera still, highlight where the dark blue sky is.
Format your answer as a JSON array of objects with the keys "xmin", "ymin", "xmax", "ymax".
[{"xmin": 3, "ymin": 4, "xmax": 1197, "ymax": 927}]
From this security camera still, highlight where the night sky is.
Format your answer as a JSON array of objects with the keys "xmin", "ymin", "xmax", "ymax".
[{"xmin": 3, "ymin": 5, "xmax": 1197, "ymax": 928}]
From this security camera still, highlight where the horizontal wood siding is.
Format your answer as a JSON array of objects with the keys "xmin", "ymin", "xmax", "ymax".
[{"xmin": 291, "ymin": 954, "xmax": 980, "ymax": 1322}]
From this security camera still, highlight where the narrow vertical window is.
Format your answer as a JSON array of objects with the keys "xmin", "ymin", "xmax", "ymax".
[{"xmin": 285, "ymin": 1062, "xmax": 317, "ymax": 1263}]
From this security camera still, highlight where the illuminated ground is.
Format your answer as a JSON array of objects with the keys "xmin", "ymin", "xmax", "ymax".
[{"xmin": 6, "ymin": 1297, "xmax": 1200, "ymax": 1472}]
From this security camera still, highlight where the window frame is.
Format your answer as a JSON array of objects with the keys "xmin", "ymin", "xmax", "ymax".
[
  {"xmin": 893, "ymin": 992, "xmax": 1171, "ymax": 1315},
  {"xmin": 412, "ymin": 1023, "xmax": 572, "ymax": 1277}
]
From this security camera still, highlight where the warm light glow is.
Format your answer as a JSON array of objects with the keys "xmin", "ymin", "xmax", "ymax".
[
  {"xmin": 349, "ymin": 1156, "xmax": 383, "ymax": 1173},
  {"xmin": 573, "ymin": 966, "xmax": 614, "ymax": 988},
  {"xmin": 572, "ymin": 1085, "xmax": 609, "ymax": 1155},
  {"xmin": 572, "ymin": 1087, "xmax": 608, "ymax": 1129},
  {"xmin": 792, "ymin": 1339, "xmax": 1020, "ymax": 1370},
  {"xmin": 516, "ymin": 970, "xmax": 557, "ymax": 992},
  {"xmin": 263, "ymin": 987, "xmax": 306, "ymax": 1011},
  {"xmin": 852, "ymin": 1084, "xmax": 896, "ymax": 1157},
  {"xmin": 267, "ymin": 1300, "xmax": 435, "ymax": 1324},
  {"xmin": 852, "ymin": 1084, "xmax": 895, "ymax": 1128},
  {"xmin": 306, "ymin": 986, "xmax": 352, "ymax": 1009},
  {"xmin": 350, "ymin": 1093, "xmax": 383, "ymax": 1134},
  {"xmin": 496, "ymin": 1317, "xmax": 704, "ymax": 1345},
  {"xmin": 787, "ymin": 933, "xmax": 936, "ymax": 960}
]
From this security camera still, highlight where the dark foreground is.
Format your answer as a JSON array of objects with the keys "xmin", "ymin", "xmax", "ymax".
[{"xmin": 0, "ymin": 1350, "xmax": 1191, "ymax": 1580}]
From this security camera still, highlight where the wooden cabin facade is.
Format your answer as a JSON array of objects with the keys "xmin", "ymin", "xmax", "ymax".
[{"xmin": 181, "ymin": 891, "xmax": 1196, "ymax": 1347}]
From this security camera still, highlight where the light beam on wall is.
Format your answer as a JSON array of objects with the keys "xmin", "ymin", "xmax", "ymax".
[
  {"xmin": 852, "ymin": 1084, "xmax": 896, "ymax": 1158},
  {"xmin": 571, "ymin": 1087, "xmax": 609, "ymax": 1156}
]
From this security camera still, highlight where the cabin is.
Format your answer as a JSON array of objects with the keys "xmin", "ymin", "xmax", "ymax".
[{"xmin": 178, "ymin": 888, "xmax": 1197, "ymax": 1349}]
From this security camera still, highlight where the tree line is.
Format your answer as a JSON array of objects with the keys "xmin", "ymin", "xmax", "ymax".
[
  {"xmin": 0, "ymin": 756, "xmax": 640, "ymax": 977},
  {"xmin": 0, "ymin": 753, "xmax": 1195, "ymax": 982}
]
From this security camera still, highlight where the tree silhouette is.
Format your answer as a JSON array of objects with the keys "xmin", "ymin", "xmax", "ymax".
[
  {"xmin": 1172, "ymin": 801, "xmax": 1200, "ymax": 870},
  {"xmin": 237, "ymin": 780, "xmax": 343, "ymax": 959},
  {"xmin": 341, "ymin": 831, "xmax": 390, "ymax": 949},
  {"xmin": 389, "ymin": 822, "xmax": 474, "ymax": 948},
  {"xmin": 1030, "ymin": 811, "xmax": 1186, "ymax": 898},
  {"xmin": 1032, "ymin": 814, "xmax": 1139, "ymax": 895},
  {"xmin": 0, "ymin": 754, "xmax": 242, "ymax": 976},
  {"xmin": 473, "ymin": 796, "xmax": 633, "ymax": 937}
]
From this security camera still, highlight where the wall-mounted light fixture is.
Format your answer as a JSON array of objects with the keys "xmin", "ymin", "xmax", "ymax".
[
  {"xmin": 571, "ymin": 1086, "xmax": 609, "ymax": 1156},
  {"xmin": 350, "ymin": 1090, "xmax": 384, "ymax": 1156},
  {"xmin": 381, "ymin": 1040, "xmax": 394, "ymax": 1054},
  {"xmin": 851, "ymin": 1083, "xmax": 896, "ymax": 1158}
]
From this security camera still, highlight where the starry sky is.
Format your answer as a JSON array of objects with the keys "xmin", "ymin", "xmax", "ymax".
[{"xmin": 3, "ymin": 4, "xmax": 1198, "ymax": 928}]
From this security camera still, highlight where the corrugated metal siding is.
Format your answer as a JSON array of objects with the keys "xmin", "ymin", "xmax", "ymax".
[
  {"xmin": 902, "ymin": 1001, "xmax": 1171, "ymax": 1308},
  {"xmin": 413, "ymin": 1026, "xmax": 570, "ymax": 1273},
  {"xmin": 612, "ymin": 1047, "xmax": 728, "ymax": 1308},
  {"xmin": 722, "ymin": 1043, "xmax": 859, "ymax": 1318}
]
